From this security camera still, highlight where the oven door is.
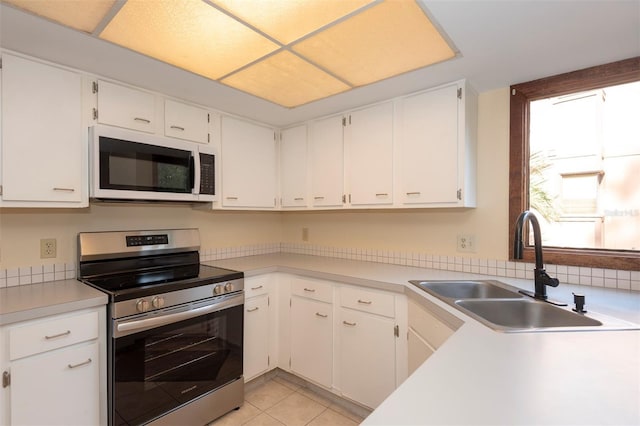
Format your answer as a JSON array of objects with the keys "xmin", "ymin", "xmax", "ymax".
[{"xmin": 111, "ymin": 293, "xmax": 243, "ymax": 426}]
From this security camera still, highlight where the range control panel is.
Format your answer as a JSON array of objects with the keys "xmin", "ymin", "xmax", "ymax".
[{"xmin": 126, "ymin": 234, "xmax": 169, "ymax": 247}]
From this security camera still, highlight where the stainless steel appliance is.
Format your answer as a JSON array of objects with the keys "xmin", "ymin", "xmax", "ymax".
[
  {"xmin": 89, "ymin": 125, "xmax": 216, "ymax": 203},
  {"xmin": 78, "ymin": 229, "xmax": 243, "ymax": 426}
]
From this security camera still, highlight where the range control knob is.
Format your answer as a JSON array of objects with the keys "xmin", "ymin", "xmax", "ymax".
[
  {"xmin": 152, "ymin": 296, "xmax": 165, "ymax": 309},
  {"xmin": 136, "ymin": 299, "xmax": 150, "ymax": 313},
  {"xmin": 213, "ymin": 285, "xmax": 224, "ymax": 295},
  {"xmin": 224, "ymin": 282, "xmax": 234, "ymax": 292}
]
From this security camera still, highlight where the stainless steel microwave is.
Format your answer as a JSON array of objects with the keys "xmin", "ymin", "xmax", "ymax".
[{"xmin": 89, "ymin": 125, "xmax": 215, "ymax": 202}]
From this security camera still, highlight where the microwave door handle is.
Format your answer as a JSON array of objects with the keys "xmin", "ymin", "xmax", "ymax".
[{"xmin": 190, "ymin": 155, "xmax": 198, "ymax": 194}]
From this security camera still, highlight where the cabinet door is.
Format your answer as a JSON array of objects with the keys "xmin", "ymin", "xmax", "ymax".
[
  {"xmin": 345, "ymin": 102, "xmax": 393, "ymax": 206},
  {"xmin": 164, "ymin": 99, "xmax": 210, "ymax": 144},
  {"xmin": 244, "ymin": 295, "xmax": 270, "ymax": 382},
  {"xmin": 97, "ymin": 80, "xmax": 155, "ymax": 133},
  {"xmin": 290, "ymin": 297, "xmax": 333, "ymax": 388},
  {"xmin": 280, "ymin": 125, "xmax": 308, "ymax": 208},
  {"xmin": 11, "ymin": 341, "xmax": 100, "ymax": 426},
  {"xmin": 1, "ymin": 54, "xmax": 85, "ymax": 205},
  {"xmin": 398, "ymin": 83, "xmax": 459, "ymax": 205},
  {"xmin": 339, "ymin": 308, "xmax": 396, "ymax": 409},
  {"xmin": 309, "ymin": 116, "xmax": 344, "ymax": 208},
  {"xmin": 221, "ymin": 116, "xmax": 277, "ymax": 208}
]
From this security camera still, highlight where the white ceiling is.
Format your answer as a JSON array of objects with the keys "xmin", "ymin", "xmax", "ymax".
[{"xmin": 1, "ymin": 0, "xmax": 638, "ymax": 127}]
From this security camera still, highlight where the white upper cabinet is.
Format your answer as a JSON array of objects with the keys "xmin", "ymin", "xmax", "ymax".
[
  {"xmin": 164, "ymin": 99, "xmax": 210, "ymax": 144},
  {"xmin": 280, "ymin": 125, "xmax": 308, "ymax": 209},
  {"xmin": 221, "ymin": 116, "xmax": 277, "ymax": 208},
  {"xmin": 309, "ymin": 115, "xmax": 344, "ymax": 208},
  {"xmin": 344, "ymin": 102, "xmax": 394, "ymax": 206},
  {"xmin": 96, "ymin": 80, "xmax": 156, "ymax": 133},
  {"xmin": 396, "ymin": 80, "xmax": 477, "ymax": 207},
  {"xmin": 0, "ymin": 54, "xmax": 87, "ymax": 207}
]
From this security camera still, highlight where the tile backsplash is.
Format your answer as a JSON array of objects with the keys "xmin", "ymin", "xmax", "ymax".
[{"xmin": 1, "ymin": 242, "xmax": 638, "ymax": 292}]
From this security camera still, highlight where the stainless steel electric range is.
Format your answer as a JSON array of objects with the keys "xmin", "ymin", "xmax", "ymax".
[{"xmin": 77, "ymin": 228, "xmax": 244, "ymax": 426}]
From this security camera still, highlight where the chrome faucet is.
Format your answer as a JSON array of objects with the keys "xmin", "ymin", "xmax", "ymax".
[{"xmin": 513, "ymin": 210, "xmax": 565, "ymax": 305}]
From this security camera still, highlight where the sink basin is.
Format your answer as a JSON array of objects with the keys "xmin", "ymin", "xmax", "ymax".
[
  {"xmin": 410, "ymin": 280, "xmax": 522, "ymax": 300},
  {"xmin": 456, "ymin": 299, "xmax": 603, "ymax": 331}
]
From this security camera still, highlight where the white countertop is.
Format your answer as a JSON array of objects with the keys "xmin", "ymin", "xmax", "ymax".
[
  {"xmin": 208, "ymin": 253, "xmax": 640, "ymax": 426},
  {"xmin": 0, "ymin": 279, "xmax": 108, "ymax": 325}
]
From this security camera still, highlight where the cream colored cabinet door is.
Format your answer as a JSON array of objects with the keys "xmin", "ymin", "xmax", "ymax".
[
  {"xmin": 97, "ymin": 80, "xmax": 156, "ymax": 133},
  {"xmin": 290, "ymin": 296, "xmax": 333, "ymax": 388},
  {"xmin": 309, "ymin": 115, "xmax": 344, "ymax": 208},
  {"xmin": 338, "ymin": 308, "xmax": 396, "ymax": 409},
  {"xmin": 11, "ymin": 341, "xmax": 100, "ymax": 426},
  {"xmin": 344, "ymin": 102, "xmax": 394, "ymax": 206},
  {"xmin": 244, "ymin": 294, "xmax": 270, "ymax": 382},
  {"xmin": 280, "ymin": 125, "xmax": 308, "ymax": 208},
  {"xmin": 397, "ymin": 80, "xmax": 478, "ymax": 207},
  {"xmin": 164, "ymin": 99, "xmax": 210, "ymax": 144},
  {"xmin": 221, "ymin": 116, "xmax": 277, "ymax": 208},
  {"xmin": 1, "ymin": 54, "xmax": 86, "ymax": 206}
]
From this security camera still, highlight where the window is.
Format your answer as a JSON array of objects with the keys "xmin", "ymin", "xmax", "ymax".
[{"xmin": 509, "ymin": 57, "xmax": 640, "ymax": 270}]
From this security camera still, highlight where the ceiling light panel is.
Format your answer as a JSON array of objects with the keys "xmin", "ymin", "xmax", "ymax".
[
  {"xmin": 99, "ymin": 0, "xmax": 280, "ymax": 80},
  {"xmin": 210, "ymin": 0, "xmax": 375, "ymax": 45},
  {"xmin": 3, "ymin": 0, "xmax": 116, "ymax": 33},
  {"xmin": 293, "ymin": 0, "xmax": 456, "ymax": 87},
  {"xmin": 221, "ymin": 50, "xmax": 351, "ymax": 107}
]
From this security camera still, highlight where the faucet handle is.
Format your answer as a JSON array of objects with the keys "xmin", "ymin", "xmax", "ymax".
[{"xmin": 539, "ymin": 270, "xmax": 560, "ymax": 287}]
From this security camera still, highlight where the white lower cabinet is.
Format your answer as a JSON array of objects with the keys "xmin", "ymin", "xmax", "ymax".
[
  {"xmin": 407, "ymin": 297, "xmax": 461, "ymax": 375},
  {"xmin": 337, "ymin": 286, "xmax": 401, "ymax": 409},
  {"xmin": 0, "ymin": 306, "xmax": 106, "ymax": 426},
  {"xmin": 290, "ymin": 283, "xmax": 333, "ymax": 388},
  {"xmin": 243, "ymin": 275, "xmax": 277, "ymax": 382}
]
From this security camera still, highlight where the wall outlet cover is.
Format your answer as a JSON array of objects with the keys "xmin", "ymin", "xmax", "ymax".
[{"xmin": 40, "ymin": 238, "xmax": 57, "ymax": 259}]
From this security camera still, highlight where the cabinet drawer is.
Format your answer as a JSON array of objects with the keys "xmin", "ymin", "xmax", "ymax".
[
  {"xmin": 291, "ymin": 277, "xmax": 333, "ymax": 303},
  {"xmin": 340, "ymin": 286, "xmax": 395, "ymax": 318},
  {"xmin": 245, "ymin": 276, "xmax": 270, "ymax": 298},
  {"xmin": 408, "ymin": 298, "xmax": 454, "ymax": 349},
  {"xmin": 9, "ymin": 310, "xmax": 99, "ymax": 360}
]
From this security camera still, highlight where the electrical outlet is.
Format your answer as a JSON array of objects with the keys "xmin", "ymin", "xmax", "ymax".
[
  {"xmin": 457, "ymin": 234, "xmax": 476, "ymax": 253},
  {"xmin": 40, "ymin": 238, "xmax": 57, "ymax": 259},
  {"xmin": 302, "ymin": 227, "xmax": 309, "ymax": 242}
]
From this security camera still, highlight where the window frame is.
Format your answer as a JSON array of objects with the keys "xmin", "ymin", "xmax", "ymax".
[{"xmin": 509, "ymin": 57, "xmax": 640, "ymax": 271}]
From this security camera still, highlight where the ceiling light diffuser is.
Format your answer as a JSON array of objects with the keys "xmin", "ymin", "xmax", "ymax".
[
  {"xmin": 99, "ymin": 0, "xmax": 280, "ymax": 80},
  {"xmin": 2, "ymin": 0, "xmax": 116, "ymax": 33},
  {"xmin": 293, "ymin": 0, "xmax": 455, "ymax": 87},
  {"xmin": 209, "ymin": 0, "xmax": 374, "ymax": 45},
  {"xmin": 221, "ymin": 50, "xmax": 350, "ymax": 107}
]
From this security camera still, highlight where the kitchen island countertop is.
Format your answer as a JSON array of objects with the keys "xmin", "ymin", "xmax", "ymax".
[{"xmin": 207, "ymin": 253, "xmax": 640, "ymax": 426}]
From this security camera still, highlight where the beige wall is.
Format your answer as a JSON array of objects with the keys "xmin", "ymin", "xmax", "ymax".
[
  {"xmin": 0, "ymin": 87, "xmax": 510, "ymax": 269},
  {"xmin": 0, "ymin": 204, "xmax": 282, "ymax": 268},
  {"xmin": 281, "ymin": 87, "xmax": 511, "ymax": 259}
]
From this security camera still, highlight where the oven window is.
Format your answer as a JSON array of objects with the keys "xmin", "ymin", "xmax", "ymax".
[
  {"xmin": 112, "ymin": 304, "xmax": 243, "ymax": 426},
  {"xmin": 99, "ymin": 137, "xmax": 193, "ymax": 193}
]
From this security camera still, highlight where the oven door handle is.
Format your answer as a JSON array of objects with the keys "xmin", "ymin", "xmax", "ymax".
[{"xmin": 115, "ymin": 293, "xmax": 243, "ymax": 337}]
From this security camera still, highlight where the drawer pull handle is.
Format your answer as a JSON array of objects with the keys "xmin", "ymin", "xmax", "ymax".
[
  {"xmin": 45, "ymin": 330, "xmax": 71, "ymax": 340},
  {"xmin": 314, "ymin": 196, "xmax": 324, "ymax": 200},
  {"xmin": 294, "ymin": 197, "xmax": 304, "ymax": 201},
  {"xmin": 251, "ymin": 285, "xmax": 263, "ymax": 290},
  {"xmin": 226, "ymin": 196, "xmax": 238, "ymax": 200},
  {"xmin": 68, "ymin": 358, "xmax": 92, "ymax": 369},
  {"xmin": 315, "ymin": 312, "xmax": 328, "ymax": 318},
  {"xmin": 247, "ymin": 307, "xmax": 259, "ymax": 312},
  {"xmin": 343, "ymin": 321, "xmax": 356, "ymax": 327},
  {"xmin": 303, "ymin": 288, "xmax": 316, "ymax": 292},
  {"xmin": 170, "ymin": 125, "xmax": 185, "ymax": 131},
  {"xmin": 53, "ymin": 187, "xmax": 75, "ymax": 192},
  {"xmin": 134, "ymin": 117, "xmax": 151, "ymax": 123},
  {"xmin": 357, "ymin": 299, "xmax": 372, "ymax": 305},
  {"xmin": 375, "ymin": 193, "xmax": 388, "ymax": 197},
  {"xmin": 406, "ymin": 191, "xmax": 421, "ymax": 196}
]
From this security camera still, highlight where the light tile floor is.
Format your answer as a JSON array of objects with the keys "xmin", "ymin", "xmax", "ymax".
[{"xmin": 210, "ymin": 374, "xmax": 367, "ymax": 426}]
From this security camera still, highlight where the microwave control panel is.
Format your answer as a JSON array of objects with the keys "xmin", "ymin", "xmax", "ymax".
[{"xmin": 199, "ymin": 153, "xmax": 215, "ymax": 195}]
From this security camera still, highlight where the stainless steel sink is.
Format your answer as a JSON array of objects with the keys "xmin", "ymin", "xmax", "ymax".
[
  {"xmin": 455, "ymin": 299, "xmax": 603, "ymax": 331},
  {"xmin": 410, "ymin": 280, "xmax": 522, "ymax": 300}
]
